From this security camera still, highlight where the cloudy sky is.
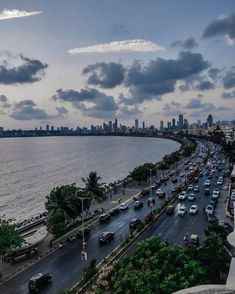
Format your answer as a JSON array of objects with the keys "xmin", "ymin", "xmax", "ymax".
[{"xmin": 0, "ymin": 0, "xmax": 235, "ymax": 129}]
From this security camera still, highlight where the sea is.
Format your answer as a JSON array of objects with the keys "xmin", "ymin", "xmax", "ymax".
[{"xmin": 0, "ymin": 136, "xmax": 180, "ymax": 221}]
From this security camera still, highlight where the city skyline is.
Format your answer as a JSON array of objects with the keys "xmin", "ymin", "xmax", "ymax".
[{"xmin": 0, "ymin": 1, "xmax": 235, "ymax": 129}]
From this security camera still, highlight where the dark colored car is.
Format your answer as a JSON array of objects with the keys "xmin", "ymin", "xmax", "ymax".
[
  {"xmin": 206, "ymin": 212, "xmax": 217, "ymax": 223},
  {"xmin": 99, "ymin": 213, "xmax": 110, "ymax": 223},
  {"xmin": 194, "ymin": 177, "xmax": 199, "ymax": 183},
  {"xmin": 166, "ymin": 205, "xmax": 174, "ymax": 215},
  {"xmin": 218, "ymin": 221, "xmax": 233, "ymax": 234},
  {"xmin": 28, "ymin": 273, "xmax": 52, "ymax": 293},
  {"xmin": 204, "ymin": 188, "xmax": 210, "ymax": 196},
  {"xmin": 98, "ymin": 231, "xmax": 114, "ymax": 244},
  {"xmin": 172, "ymin": 177, "xmax": 178, "ymax": 183},
  {"xmin": 129, "ymin": 218, "xmax": 141, "ymax": 229},
  {"xmin": 133, "ymin": 200, "xmax": 144, "ymax": 209},
  {"xmin": 109, "ymin": 207, "xmax": 120, "ymax": 216}
]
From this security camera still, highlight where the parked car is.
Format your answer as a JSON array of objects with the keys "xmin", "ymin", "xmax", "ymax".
[
  {"xmin": 133, "ymin": 200, "xmax": 144, "ymax": 209},
  {"xmin": 178, "ymin": 205, "xmax": 187, "ymax": 216},
  {"xmin": 188, "ymin": 185, "xmax": 194, "ymax": 191},
  {"xmin": 156, "ymin": 189, "xmax": 163, "ymax": 196},
  {"xmin": 158, "ymin": 191, "xmax": 166, "ymax": 198},
  {"xmin": 189, "ymin": 234, "xmax": 199, "ymax": 246},
  {"xmin": 28, "ymin": 273, "xmax": 52, "ymax": 293},
  {"xmin": 99, "ymin": 213, "xmax": 110, "ymax": 223},
  {"xmin": 109, "ymin": 207, "xmax": 120, "ymax": 216},
  {"xmin": 178, "ymin": 191, "xmax": 187, "ymax": 200},
  {"xmin": 218, "ymin": 220, "xmax": 233, "ymax": 234},
  {"xmin": 171, "ymin": 186, "xmax": 177, "ymax": 192},
  {"xmin": 206, "ymin": 212, "xmax": 217, "ymax": 223},
  {"xmin": 194, "ymin": 177, "xmax": 199, "ymax": 184},
  {"xmin": 119, "ymin": 202, "xmax": 129, "ymax": 210},
  {"xmin": 129, "ymin": 218, "xmax": 141, "ymax": 229},
  {"xmin": 98, "ymin": 231, "xmax": 114, "ymax": 244},
  {"xmin": 172, "ymin": 177, "xmax": 178, "ymax": 183},
  {"xmin": 147, "ymin": 197, "xmax": 155, "ymax": 206},
  {"xmin": 212, "ymin": 190, "xmax": 220, "ymax": 199},
  {"xmin": 204, "ymin": 180, "xmax": 211, "ymax": 187},
  {"xmin": 165, "ymin": 205, "xmax": 174, "ymax": 215},
  {"xmin": 189, "ymin": 205, "xmax": 198, "ymax": 215}
]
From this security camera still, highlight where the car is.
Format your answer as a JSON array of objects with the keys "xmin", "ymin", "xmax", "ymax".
[
  {"xmin": 178, "ymin": 191, "xmax": 187, "ymax": 200},
  {"xmin": 206, "ymin": 212, "xmax": 217, "ymax": 223},
  {"xmin": 133, "ymin": 200, "xmax": 144, "ymax": 209},
  {"xmin": 189, "ymin": 205, "xmax": 198, "ymax": 215},
  {"xmin": 99, "ymin": 213, "xmax": 111, "ymax": 223},
  {"xmin": 188, "ymin": 193, "xmax": 195, "ymax": 201},
  {"xmin": 208, "ymin": 174, "xmax": 212, "ymax": 179},
  {"xmin": 172, "ymin": 177, "xmax": 178, "ymax": 183},
  {"xmin": 156, "ymin": 189, "xmax": 163, "ymax": 196},
  {"xmin": 205, "ymin": 205, "xmax": 214, "ymax": 214},
  {"xmin": 166, "ymin": 205, "xmax": 174, "ymax": 215},
  {"xmin": 76, "ymin": 227, "xmax": 91, "ymax": 238},
  {"xmin": 28, "ymin": 273, "xmax": 52, "ymax": 293},
  {"xmin": 194, "ymin": 177, "xmax": 199, "ymax": 184},
  {"xmin": 109, "ymin": 207, "xmax": 120, "ymax": 216},
  {"xmin": 188, "ymin": 185, "xmax": 194, "ymax": 191},
  {"xmin": 171, "ymin": 186, "xmax": 177, "ymax": 192},
  {"xmin": 180, "ymin": 172, "xmax": 184, "ymax": 177},
  {"xmin": 204, "ymin": 180, "xmax": 211, "ymax": 187},
  {"xmin": 178, "ymin": 205, "xmax": 187, "ymax": 216},
  {"xmin": 209, "ymin": 199, "xmax": 216, "ymax": 208},
  {"xmin": 147, "ymin": 197, "xmax": 155, "ymax": 206},
  {"xmin": 189, "ymin": 234, "xmax": 199, "ymax": 246},
  {"xmin": 129, "ymin": 218, "xmax": 141, "ymax": 229},
  {"xmin": 119, "ymin": 202, "xmax": 129, "ymax": 210},
  {"xmin": 218, "ymin": 220, "xmax": 233, "ymax": 234},
  {"xmin": 231, "ymin": 194, "xmax": 235, "ymax": 201},
  {"xmin": 212, "ymin": 190, "xmax": 220, "ymax": 199},
  {"xmin": 98, "ymin": 231, "xmax": 114, "ymax": 244},
  {"xmin": 222, "ymin": 160, "xmax": 226, "ymax": 164},
  {"xmin": 214, "ymin": 188, "xmax": 220, "ymax": 194},
  {"xmin": 217, "ymin": 180, "xmax": 223, "ymax": 185},
  {"xmin": 204, "ymin": 188, "xmax": 210, "ymax": 196},
  {"xmin": 194, "ymin": 186, "xmax": 200, "ymax": 192},
  {"xmin": 158, "ymin": 190, "xmax": 166, "ymax": 198}
]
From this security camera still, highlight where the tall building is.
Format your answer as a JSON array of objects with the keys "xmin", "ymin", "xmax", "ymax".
[
  {"xmin": 108, "ymin": 121, "xmax": 112, "ymax": 132},
  {"xmin": 183, "ymin": 119, "xmax": 189, "ymax": 129},
  {"xmin": 179, "ymin": 114, "xmax": 183, "ymax": 129},
  {"xmin": 197, "ymin": 120, "xmax": 201, "ymax": 128},
  {"xmin": 207, "ymin": 114, "xmax": 213, "ymax": 128},
  {"xmin": 142, "ymin": 121, "xmax": 145, "ymax": 129},
  {"xmin": 167, "ymin": 122, "xmax": 171, "ymax": 129},
  {"xmin": 114, "ymin": 118, "xmax": 118, "ymax": 132},
  {"xmin": 172, "ymin": 118, "xmax": 176, "ymax": 128},
  {"xmin": 135, "ymin": 119, "xmax": 139, "ymax": 130},
  {"xmin": 160, "ymin": 121, "xmax": 164, "ymax": 131},
  {"xmin": 46, "ymin": 125, "xmax": 49, "ymax": 132}
]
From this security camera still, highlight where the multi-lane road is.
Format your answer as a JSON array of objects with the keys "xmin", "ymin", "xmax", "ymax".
[{"xmin": 0, "ymin": 140, "xmax": 230, "ymax": 294}]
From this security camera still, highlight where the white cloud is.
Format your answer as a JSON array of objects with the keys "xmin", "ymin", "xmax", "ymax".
[
  {"xmin": 224, "ymin": 34, "xmax": 235, "ymax": 45},
  {"xmin": 68, "ymin": 39, "xmax": 165, "ymax": 55},
  {"xmin": 0, "ymin": 9, "xmax": 41, "ymax": 20}
]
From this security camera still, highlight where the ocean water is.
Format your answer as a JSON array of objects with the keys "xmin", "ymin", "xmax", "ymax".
[{"xmin": 0, "ymin": 136, "xmax": 180, "ymax": 221}]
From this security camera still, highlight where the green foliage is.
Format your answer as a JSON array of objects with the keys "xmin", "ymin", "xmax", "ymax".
[
  {"xmin": 109, "ymin": 238, "xmax": 205, "ymax": 294},
  {"xmin": 130, "ymin": 163, "xmax": 156, "ymax": 183},
  {"xmin": 84, "ymin": 259, "xmax": 97, "ymax": 282},
  {"xmin": 0, "ymin": 218, "xmax": 24, "ymax": 256}
]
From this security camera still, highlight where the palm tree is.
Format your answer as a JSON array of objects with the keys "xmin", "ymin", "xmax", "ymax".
[
  {"xmin": 45, "ymin": 185, "xmax": 78, "ymax": 235},
  {"xmin": 82, "ymin": 171, "xmax": 107, "ymax": 214}
]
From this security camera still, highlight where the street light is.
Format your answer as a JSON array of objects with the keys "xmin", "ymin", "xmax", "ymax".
[{"xmin": 75, "ymin": 190, "xmax": 89, "ymax": 262}]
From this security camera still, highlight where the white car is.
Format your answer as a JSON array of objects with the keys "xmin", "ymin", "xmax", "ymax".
[
  {"xmin": 205, "ymin": 205, "xmax": 214, "ymax": 214},
  {"xmin": 178, "ymin": 205, "xmax": 187, "ymax": 216},
  {"xmin": 217, "ymin": 180, "xmax": 223, "ymax": 185},
  {"xmin": 231, "ymin": 194, "xmax": 235, "ymax": 201},
  {"xmin": 189, "ymin": 205, "xmax": 198, "ymax": 215},
  {"xmin": 178, "ymin": 191, "xmax": 187, "ymax": 200},
  {"xmin": 188, "ymin": 185, "xmax": 194, "ymax": 191},
  {"xmin": 204, "ymin": 180, "xmax": 211, "ymax": 187},
  {"xmin": 212, "ymin": 191, "xmax": 219, "ymax": 199},
  {"xmin": 171, "ymin": 186, "xmax": 177, "ymax": 192},
  {"xmin": 194, "ymin": 186, "xmax": 200, "ymax": 192},
  {"xmin": 119, "ymin": 202, "xmax": 129, "ymax": 210},
  {"xmin": 188, "ymin": 193, "xmax": 195, "ymax": 201},
  {"xmin": 156, "ymin": 189, "xmax": 163, "ymax": 196}
]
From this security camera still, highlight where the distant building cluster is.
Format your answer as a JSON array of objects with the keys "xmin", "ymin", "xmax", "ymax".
[{"xmin": 0, "ymin": 113, "xmax": 234, "ymax": 143}]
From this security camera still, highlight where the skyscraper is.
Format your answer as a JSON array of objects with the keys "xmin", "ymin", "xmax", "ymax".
[
  {"xmin": 135, "ymin": 119, "xmax": 139, "ymax": 130},
  {"xmin": 114, "ymin": 118, "xmax": 118, "ymax": 132},
  {"xmin": 142, "ymin": 121, "xmax": 145, "ymax": 129},
  {"xmin": 179, "ymin": 114, "xmax": 183, "ymax": 129},
  {"xmin": 160, "ymin": 121, "xmax": 164, "ymax": 131},
  {"xmin": 207, "ymin": 114, "xmax": 213, "ymax": 128},
  {"xmin": 172, "ymin": 118, "xmax": 176, "ymax": 128}
]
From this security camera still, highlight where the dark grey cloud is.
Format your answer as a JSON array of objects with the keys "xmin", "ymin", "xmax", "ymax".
[
  {"xmin": 0, "ymin": 95, "xmax": 11, "ymax": 108},
  {"xmin": 119, "ymin": 105, "xmax": 141, "ymax": 117},
  {"xmin": 0, "ymin": 52, "xmax": 48, "ymax": 84},
  {"xmin": 108, "ymin": 23, "xmax": 131, "ymax": 37},
  {"xmin": 202, "ymin": 14, "xmax": 235, "ymax": 43},
  {"xmin": 82, "ymin": 62, "xmax": 125, "ymax": 88},
  {"xmin": 196, "ymin": 80, "xmax": 215, "ymax": 91},
  {"xmin": 125, "ymin": 51, "xmax": 210, "ymax": 102},
  {"xmin": 221, "ymin": 90, "xmax": 235, "ymax": 99},
  {"xmin": 184, "ymin": 98, "xmax": 205, "ymax": 109},
  {"xmin": 223, "ymin": 66, "xmax": 235, "ymax": 88},
  {"xmin": 171, "ymin": 37, "xmax": 198, "ymax": 50},
  {"xmin": 208, "ymin": 68, "xmax": 221, "ymax": 80},
  {"xmin": 162, "ymin": 101, "xmax": 186, "ymax": 116},
  {"xmin": 52, "ymin": 88, "xmax": 118, "ymax": 118},
  {"xmin": 56, "ymin": 106, "xmax": 68, "ymax": 114},
  {"xmin": 10, "ymin": 100, "xmax": 65, "ymax": 121},
  {"xmin": 189, "ymin": 103, "xmax": 229, "ymax": 118}
]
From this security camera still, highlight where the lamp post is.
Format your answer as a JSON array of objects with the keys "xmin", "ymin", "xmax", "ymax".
[{"xmin": 149, "ymin": 169, "xmax": 154, "ymax": 213}]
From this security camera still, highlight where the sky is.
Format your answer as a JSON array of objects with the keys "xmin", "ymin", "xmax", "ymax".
[{"xmin": 0, "ymin": 0, "xmax": 235, "ymax": 129}]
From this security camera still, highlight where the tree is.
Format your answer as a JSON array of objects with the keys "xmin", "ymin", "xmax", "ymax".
[
  {"xmin": 130, "ymin": 163, "xmax": 156, "ymax": 184},
  {"xmin": 45, "ymin": 184, "xmax": 81, "ymax": 236},
  {"xmin": 96, "ymin": 238, "xmax": 205, "ymax": 294},
  {"xmin": 0, "ymin": 218, "xmax": 24, "ymax": 256},
  {"xmin": 82, "ymin": 171, "xmax": 107, "ymax": 214}
]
